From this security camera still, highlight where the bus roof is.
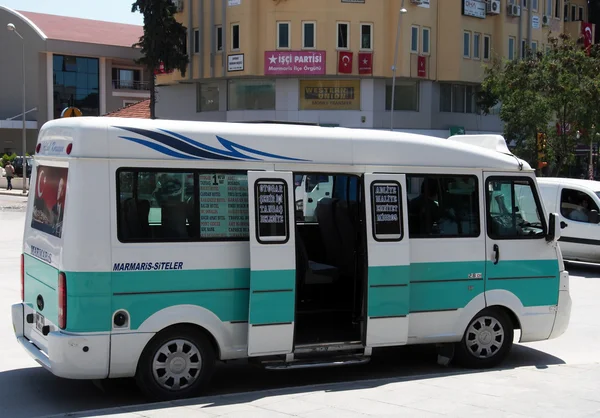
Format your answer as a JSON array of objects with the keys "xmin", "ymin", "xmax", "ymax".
[{"xmin": 35, "ymin": 117, "xmax": 530, "ymax": 171}]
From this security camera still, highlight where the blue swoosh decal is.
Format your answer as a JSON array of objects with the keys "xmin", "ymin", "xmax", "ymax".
[
  {"xmin": 119, "ymin": 136, "xmax": 200, "ymax": 160},
  {"xmin": 115, "ymin": 127, "xmax": 236, "ymax": 160},
  {"xmin": 114, "ymin": 126, "xmax": 309, "ymax": 162}
]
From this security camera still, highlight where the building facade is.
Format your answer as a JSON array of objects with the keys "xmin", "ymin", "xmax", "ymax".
[
  {"xmin": 155, "ymin": 0, "xmax": 593, "ymax": 137},
  {"xmin": 0, "ymin": 7, "xmax": 151, "ymax": 154}
]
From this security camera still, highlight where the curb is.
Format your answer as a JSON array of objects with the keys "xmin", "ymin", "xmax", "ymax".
[{"xmin": 0, "ymin": 190, "xmax": 28, "ymax": 197}]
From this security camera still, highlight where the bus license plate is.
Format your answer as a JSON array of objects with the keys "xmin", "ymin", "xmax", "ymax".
[{"xmin": 35, "ymin": 312, "xmax": 44, "ymax": 332}]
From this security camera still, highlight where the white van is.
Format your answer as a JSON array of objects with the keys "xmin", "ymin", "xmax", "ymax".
[
  {"xmin": 537, "ymin": 177, "xmax": 600, "ymax": 263},
  {"xmin": 12, "ymin": 120, "xmax": 571, "ymax": 401}
]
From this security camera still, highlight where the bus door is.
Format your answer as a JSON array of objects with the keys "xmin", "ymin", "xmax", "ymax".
[
  {"xmin": 484, "ymin": 173, "xmax": 559, "ymax": 338},
  {"xmin": 364, "ymin": 174, "xmax": 411, "ymax": 347},
  {"xmin": 247, "ymin": 170, "xmax": 297, "ymax": 356}
]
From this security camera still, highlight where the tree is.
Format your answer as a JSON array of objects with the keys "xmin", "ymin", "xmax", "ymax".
[
  {"xmin": 478, "ymin": 33, "xmax": 600, "ymax": 176},
  {"xmin": 131, "ymin": 0, "xmax": 189, "ymax": 119}
]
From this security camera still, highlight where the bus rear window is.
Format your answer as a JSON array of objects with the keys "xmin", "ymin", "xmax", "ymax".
[{"xmin": 31, "ymin": 165, "xmax": 68, "ymax": 238}]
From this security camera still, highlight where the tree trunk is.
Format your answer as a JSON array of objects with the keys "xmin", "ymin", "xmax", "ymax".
[{"xmin": 149, "ymin": 72, "xmax": 156, "ymax": 120}]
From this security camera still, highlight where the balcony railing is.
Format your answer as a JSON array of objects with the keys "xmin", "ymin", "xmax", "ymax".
[{"xmin": 112, "ymin": 80, "xmax": 150, "ymax": 91}]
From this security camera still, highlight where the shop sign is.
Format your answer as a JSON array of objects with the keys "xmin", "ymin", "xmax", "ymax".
[
  {"xmin": 462, "ymin": 0, "xmax": 486, "ymax": 19},
  {"xmin": 264, "ymin": 51, "xmax": 326, "ymax": 75},
  {"xmin": 299, "ymin": 80, "xmax": 360, "ymax": 110}
]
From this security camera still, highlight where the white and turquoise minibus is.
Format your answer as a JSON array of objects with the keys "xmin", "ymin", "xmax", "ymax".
[{"xmin": 12, "ymin": 118, "xmax": 571, "ymax": 400}]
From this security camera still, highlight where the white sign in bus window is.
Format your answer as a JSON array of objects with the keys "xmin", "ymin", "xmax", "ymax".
[
  {"xmin": 255, "ymin": 179, "xmax": 289, "ymax": 243},
  {"xmin": 371, "ymin": 181, "xmax": 403, "ymax": 241}
]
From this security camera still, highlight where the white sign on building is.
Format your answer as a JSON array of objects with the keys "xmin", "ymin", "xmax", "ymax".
[{"xmin": 463, "ymin": 0, "xmax": 486, "ymax": 19}]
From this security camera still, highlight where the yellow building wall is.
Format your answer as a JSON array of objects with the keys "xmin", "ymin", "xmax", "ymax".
[{"xmin": 157, "ymin": 0, "xmax": 594, "ymax": 86}]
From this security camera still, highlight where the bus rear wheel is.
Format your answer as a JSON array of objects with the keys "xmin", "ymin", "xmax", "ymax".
[
  {"xmin": 135, "ymin": 325, "xmax": 216, "ymax": 401},
  {"xmin": 454, "ymin": 308, "xmax": 514, "ymax": 369}
]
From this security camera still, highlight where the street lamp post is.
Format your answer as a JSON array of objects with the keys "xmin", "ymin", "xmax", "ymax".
[
  {"xmin": 7, "ymin": 23, "xmax": 27, "ymax": 194},
  {"xmin": 390, "ymin": 1, "xmax": 408, "ymax": 131}
]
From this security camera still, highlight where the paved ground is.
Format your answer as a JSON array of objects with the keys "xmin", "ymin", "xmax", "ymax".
[{"xmin": 1, "ymin": 208, "xmax": 599, "ymax": 417}]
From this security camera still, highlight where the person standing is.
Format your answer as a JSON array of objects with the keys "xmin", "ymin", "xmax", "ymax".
[{"xmin": 4, "ymin": 162, "xmax": 15, "ymax": 190}]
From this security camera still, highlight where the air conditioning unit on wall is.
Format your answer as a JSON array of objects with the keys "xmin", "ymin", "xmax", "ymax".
[
  {"xmin": 487, "ymin": 0, "xmax": 501, "ymax": 15},
  {"xmin": 542, "ymin": 15, "xmax": 550, "ymax": 26},
  {"xmin": 507, "ymin": 4, "xmax": 521, "ymax": 17}
]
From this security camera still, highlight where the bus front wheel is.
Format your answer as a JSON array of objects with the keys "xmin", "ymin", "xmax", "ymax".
[
  {"xmin": 135, "ymin": 325, "xmax": 216, "ymax": 401},
  {"xmin": 454, "ymin": 308, "xmax": 514, "ymax": 369}
]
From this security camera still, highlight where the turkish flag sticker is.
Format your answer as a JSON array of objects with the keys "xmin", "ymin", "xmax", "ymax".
[{"xmin": 338, "ymin": 51, "xmax": 353, "ymax": 74}]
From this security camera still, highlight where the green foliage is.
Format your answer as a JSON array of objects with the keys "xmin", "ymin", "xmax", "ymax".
[
  {"xmin": 131, "ymin": 0, "xmax": 189, "ymax": 119},
  {"xmin": 478, "ymin": 33, "xmax": 600, "ymax": 176}
]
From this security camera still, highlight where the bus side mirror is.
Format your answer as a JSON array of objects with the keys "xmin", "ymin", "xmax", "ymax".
[
  {"xmin": 546, "ymin": 213, "xmax": 561, "ymax": 243},
  {"xmin": 589, "ymin": 209, "xmax": 600, "ymax": 224}
]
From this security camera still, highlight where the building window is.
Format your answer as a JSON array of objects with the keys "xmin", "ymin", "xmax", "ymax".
[
  {"xmin": 196, "ymin": 83, "xmax": 219, "ymax": 112},
  {"xmin": 439, "ymin": 83, "xmax": 479, "ymax": 114},
  {"xmin": 521, "ymin": 39, "xmax": 527, "ymax": 58},
  {"xmin": 463, "ymin": 31, "xmax": 471, "ymax": 58},
  {"xmin": 422, "ymin": 27, "xmax": 430, "ymax": 54},
  {"xmin": 193, "ymin": 29, "xmax": 200, "ymax": 54},
  {"xmin": 579, "ymin": 6, "xmax": 584, "ymax": 21},
  {"xmin": 216, "ymin": 25, "xmax": 223, "ymax": 52},
  {"xmin": 385, "ymin": 80, "xmax": 419, "ymax": 111},
  {"xmin": 112, "ymin": 68, "xmax": 143, "ymax": 90},
  {"xmin": 508, "ymin": 37, "xmax": 515, "ymax": 60},
  {"xmin": 531, "ymin": 41, "xmax": 538, "ymax": 55},
  {"xmin": 522, "ymin": 0, "xmax": 528, "ymax": 9},
  {"xmin": 484, "ymin": 35, "xmax": 491, "ymax": 60},
  {"xmin": 473, "ymin": 33, "xmax": 481, "ymax": 60},
  {"xmin": 337, "ymin": 22, "xmax": 349, "ymax": 49},
  {"xmin": 302, "ymin": 21, "xmax": 316, "ymax": 49},
  {"xmin": 360, "ymin": 23, "xmax": 373, "ymax": 50},
  {"xmin": 407, "ymin": 175, "xmax": 480, "ymax": 238},
  {"xmin": 410, "ymin": 26, "xmax": 419, "ymax": 53},
  {"xmin": 231, "ymin": 23, "xmax": 240, "ymax": 50},
  {"xmin": 571, "ymin": 4, "xmax": 576, "ymax": 21},
  {"xmin": 532, "ymin": 0, "xmax": 538, "ymax": 11},
  {"xmin": 546, "ymin": 0, "xmax": 552, "ymax": 15},
  {"xmin": 277, "ymin": 22, "xmax": 290, "ymax": 49},
  {"xmin": 116, "ymin": 169, "xmax": 250, "ymax": 243},
  {"xmin": 228, "ymin": 79, "xmax": 276, "ymax": 111},
  {"xmin": 555, "ymin": 0, "xmax": 560, "ymax": 18},
  {"xmin": 53, "ymin": 55, "xmax": 99, "ymax": 119}
]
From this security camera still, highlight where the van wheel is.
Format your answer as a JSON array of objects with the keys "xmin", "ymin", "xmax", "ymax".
[
  {"xmin": 454, "ymin": 308, "xmax": 513, "ymax": 369},
  {"xmin": 135, "ymin": 326, "xmax": 216, "ymax": 401}
]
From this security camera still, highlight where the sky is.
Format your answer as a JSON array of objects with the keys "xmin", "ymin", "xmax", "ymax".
[{"xmin": 1, "ymin": 0, "xmax": 144, "ymax": 25}]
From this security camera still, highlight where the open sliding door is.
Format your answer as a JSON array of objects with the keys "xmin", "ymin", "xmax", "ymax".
[
  {"xmin": 364, "ymin": 174, "xmax": 411, "ymax": 347},
  {"xmin": 247, "ymin": 170, "xmax": 297, "ymax": 356}
]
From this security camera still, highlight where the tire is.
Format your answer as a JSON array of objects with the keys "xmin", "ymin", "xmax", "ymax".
[
  {"xmin": 454, "ymin": 308, "xmax": 514, "ymax": 369},
  {"xmin": 135, "ymin": 325, "xmax": 216, "ymax": 401}
]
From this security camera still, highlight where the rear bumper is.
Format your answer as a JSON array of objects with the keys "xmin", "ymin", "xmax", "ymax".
[
  {"xmin": 12, "ymin": 303, "xmax": 110, "ymax": 379},
  {"xmin": 549, "ymin": 271, "xmax": 571, "ymax": 340}
]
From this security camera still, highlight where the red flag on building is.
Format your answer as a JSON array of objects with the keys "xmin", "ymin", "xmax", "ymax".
[
  {"xmin": 358, "ymin": 52, "xmax": 373, "ymax": 75},
  {"xmin": 417, "ymin": 56, "xmax": 426, "ymax": 77},
  {"xmin": 582, "ymin": 22, "xmax": 593, "ymax": 55},
  {"xmin": 338, "ymin": 51, "xmax": 353, "ymax": 74}
]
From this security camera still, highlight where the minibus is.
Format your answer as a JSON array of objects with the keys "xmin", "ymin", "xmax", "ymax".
[{"xmin": 12, "ymin": 119, "xmax": 571, "ymax": 400}]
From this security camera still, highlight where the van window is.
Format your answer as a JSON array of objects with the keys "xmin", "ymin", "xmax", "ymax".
[
  {"xmin": 407, "ymin": 174, "xmax": 480, "ymax": 238},
  {"xmin": 117, "ymin": 169, "xmax": 249, "ymax": 242},
  {"xmin": 560, "ymin": 188, "xmax": 600, "ymax": 223},
  {"xmin": 31, "ymin": 165, "xmax": 68, "ymax": 239},
  {"xmin": 486, "ymin": 177, "xmax": 546, "ymax": 239}
]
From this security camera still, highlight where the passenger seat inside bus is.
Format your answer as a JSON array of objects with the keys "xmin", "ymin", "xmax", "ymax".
[
  {"xmin": 161, "ymin": 201, "xmax": 189, "ymax": 239},
  {"xmin": 120, "ymin": 198, "xmax": 151, "ymax": 240},
  {"xmin": 316, "ymin": 198, "xmax": 356, "ymax": 278}
]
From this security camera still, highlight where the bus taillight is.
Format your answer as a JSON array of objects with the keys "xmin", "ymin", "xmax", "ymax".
[
  {"xmin": 20, "ymin": 254, "xmax": 24, "ymax": 302},
  {"xmin": 58, "ymin": 272, "xmax": 67, "ymax": 329}
]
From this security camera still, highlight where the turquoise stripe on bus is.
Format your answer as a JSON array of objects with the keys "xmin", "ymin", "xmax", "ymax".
[
  {"xmin": 410, "ymin": 261, "xmax": 486, "ymax": 283},
  {"xmin": 249, "ymin": 269, "xmax": 295, "ymax": 325},
  {"xmin": 24, "ymin": 255, "xmax": 59, "ymax": 325},
  {"xmin": 368, "ymin": 265, "xmax": 410, "ymax": 318},
  {"xmin": 486, "ymin": 259, "xmax": 560, "ymax": 307}
]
